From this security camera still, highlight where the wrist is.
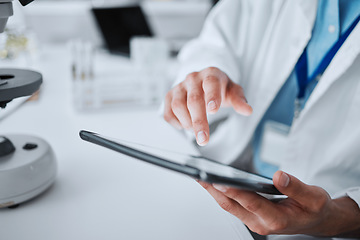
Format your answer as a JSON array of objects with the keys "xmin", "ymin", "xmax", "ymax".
[{"xmin": 327, "ymin": 196, "xmax": 360, "ymax": 237}]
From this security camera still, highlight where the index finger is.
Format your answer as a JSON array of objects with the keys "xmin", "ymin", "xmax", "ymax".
[
  {"xmin": 213, "ymin": 185, "xmax": 284, "ymax": 224},
  {"xmin": 186, "ymin": 85, "xmax": 209, "ymax": 146},
  {"xmin": 202, "ymin": 75, "xmax": 223, "ymax": 114}
]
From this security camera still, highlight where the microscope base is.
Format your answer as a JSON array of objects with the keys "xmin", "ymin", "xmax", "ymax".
[{"xmin": 0, "ymin": 135, "xmax": 57, "ymax": 208}]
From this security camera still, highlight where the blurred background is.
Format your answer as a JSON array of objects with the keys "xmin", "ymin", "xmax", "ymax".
[
  {"xmin": 0, "ymin": 0, "xmax": 219, "ymax": 111},
  {"xmin": 15, "ymin": 0, "xmax": 217, "ymax": 51}
]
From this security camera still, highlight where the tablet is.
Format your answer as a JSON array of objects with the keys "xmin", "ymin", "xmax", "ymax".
[{"xmin": 79, "ymin": 130, "xmax": 282, "ymax": 195}]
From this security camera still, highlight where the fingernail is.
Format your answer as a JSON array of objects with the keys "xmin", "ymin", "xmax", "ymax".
[
  {"xmin": 213, "ymin": 184, "xmax": 228, "ymax": 193},
  {"xmin": 279, "ymin": 172, "xmax": 290, "ymax": 188},
  {"xmin": 197, "ymin": 131, "xmax": 207, "ymax": 145},
  {"xmin": 207, "ymin": 100, "xmax": 217, "ymax": 111}
]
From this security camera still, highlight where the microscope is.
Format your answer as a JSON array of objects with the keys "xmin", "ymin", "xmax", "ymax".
[{"xmin": 0, "ymin": 0, "xmax": 57, "ymax": 208}]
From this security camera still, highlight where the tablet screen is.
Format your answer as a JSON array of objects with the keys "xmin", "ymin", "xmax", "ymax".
[
  {"xmin": 185, "ymin": 158, "xmax": 273, "ymax": 184},
  {"xmin": 95, "ymin": 133, "xmax": 273, "ymax": 185}
]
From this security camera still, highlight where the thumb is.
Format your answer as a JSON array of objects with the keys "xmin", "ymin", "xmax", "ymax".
[
  {"xmin": 226, "ymin": 82, "xmax": 253, "ymax": 116},
  {"xmin": 273, "ymin": 171, "xmax": 326, "ymax": 207}
]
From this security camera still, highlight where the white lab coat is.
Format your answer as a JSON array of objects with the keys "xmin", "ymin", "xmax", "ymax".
[{"xmin": 174, "ymin": 0, "xmax": 360, "ymax": 210}]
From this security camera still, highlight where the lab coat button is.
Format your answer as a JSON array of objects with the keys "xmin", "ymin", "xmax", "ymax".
[{"xmin": 328, "ymin": 25, "xmax": 336, "ymax": 33}]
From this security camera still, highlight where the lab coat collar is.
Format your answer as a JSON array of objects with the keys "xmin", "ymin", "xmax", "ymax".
[
  {"xmin": 249, "ymin": 0, "xmax": 317, "ymax": 120},
  {"xmin": 295, "ymin": 18, "xmax": 360, "ymax": 126},
  {"xmin": 285, "ymin": 0, "xmax": 360, "ymax": 128},
  {"xmin": 230, "ymin": 0, "xmax": 318, "ymax": 164},
  {"xmin": 296, "ymin": 0, "xmax": 319, "ymax": 26}
]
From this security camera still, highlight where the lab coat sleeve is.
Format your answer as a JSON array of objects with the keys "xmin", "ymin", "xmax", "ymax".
[
  {"xmin": 174, "ymin": 0, "xmax": 248, "ymax": 87},
  {"xmin": 334, "ymin": 187, "xmax": 360, "ymax": 209}
]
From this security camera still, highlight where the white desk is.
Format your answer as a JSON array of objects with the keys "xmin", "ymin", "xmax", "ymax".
[{"xmin": 0, "ymin": 45, "xmax": 252, "ymax": 240}]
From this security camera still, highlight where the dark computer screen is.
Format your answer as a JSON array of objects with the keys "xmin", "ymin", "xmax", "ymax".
[{"xmin": 92, "ymin": 5, "xmax": 153, "ymax": 55}]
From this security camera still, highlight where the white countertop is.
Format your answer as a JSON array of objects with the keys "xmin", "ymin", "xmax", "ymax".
[{"xmin": 0, "ymin": 45, "xmax": 252, "ymax": 240}]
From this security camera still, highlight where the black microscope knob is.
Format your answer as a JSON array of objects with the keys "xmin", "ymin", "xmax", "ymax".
[{"xmin": 0, "ymin": 136, "xmax": 15, "ymax": 157}]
